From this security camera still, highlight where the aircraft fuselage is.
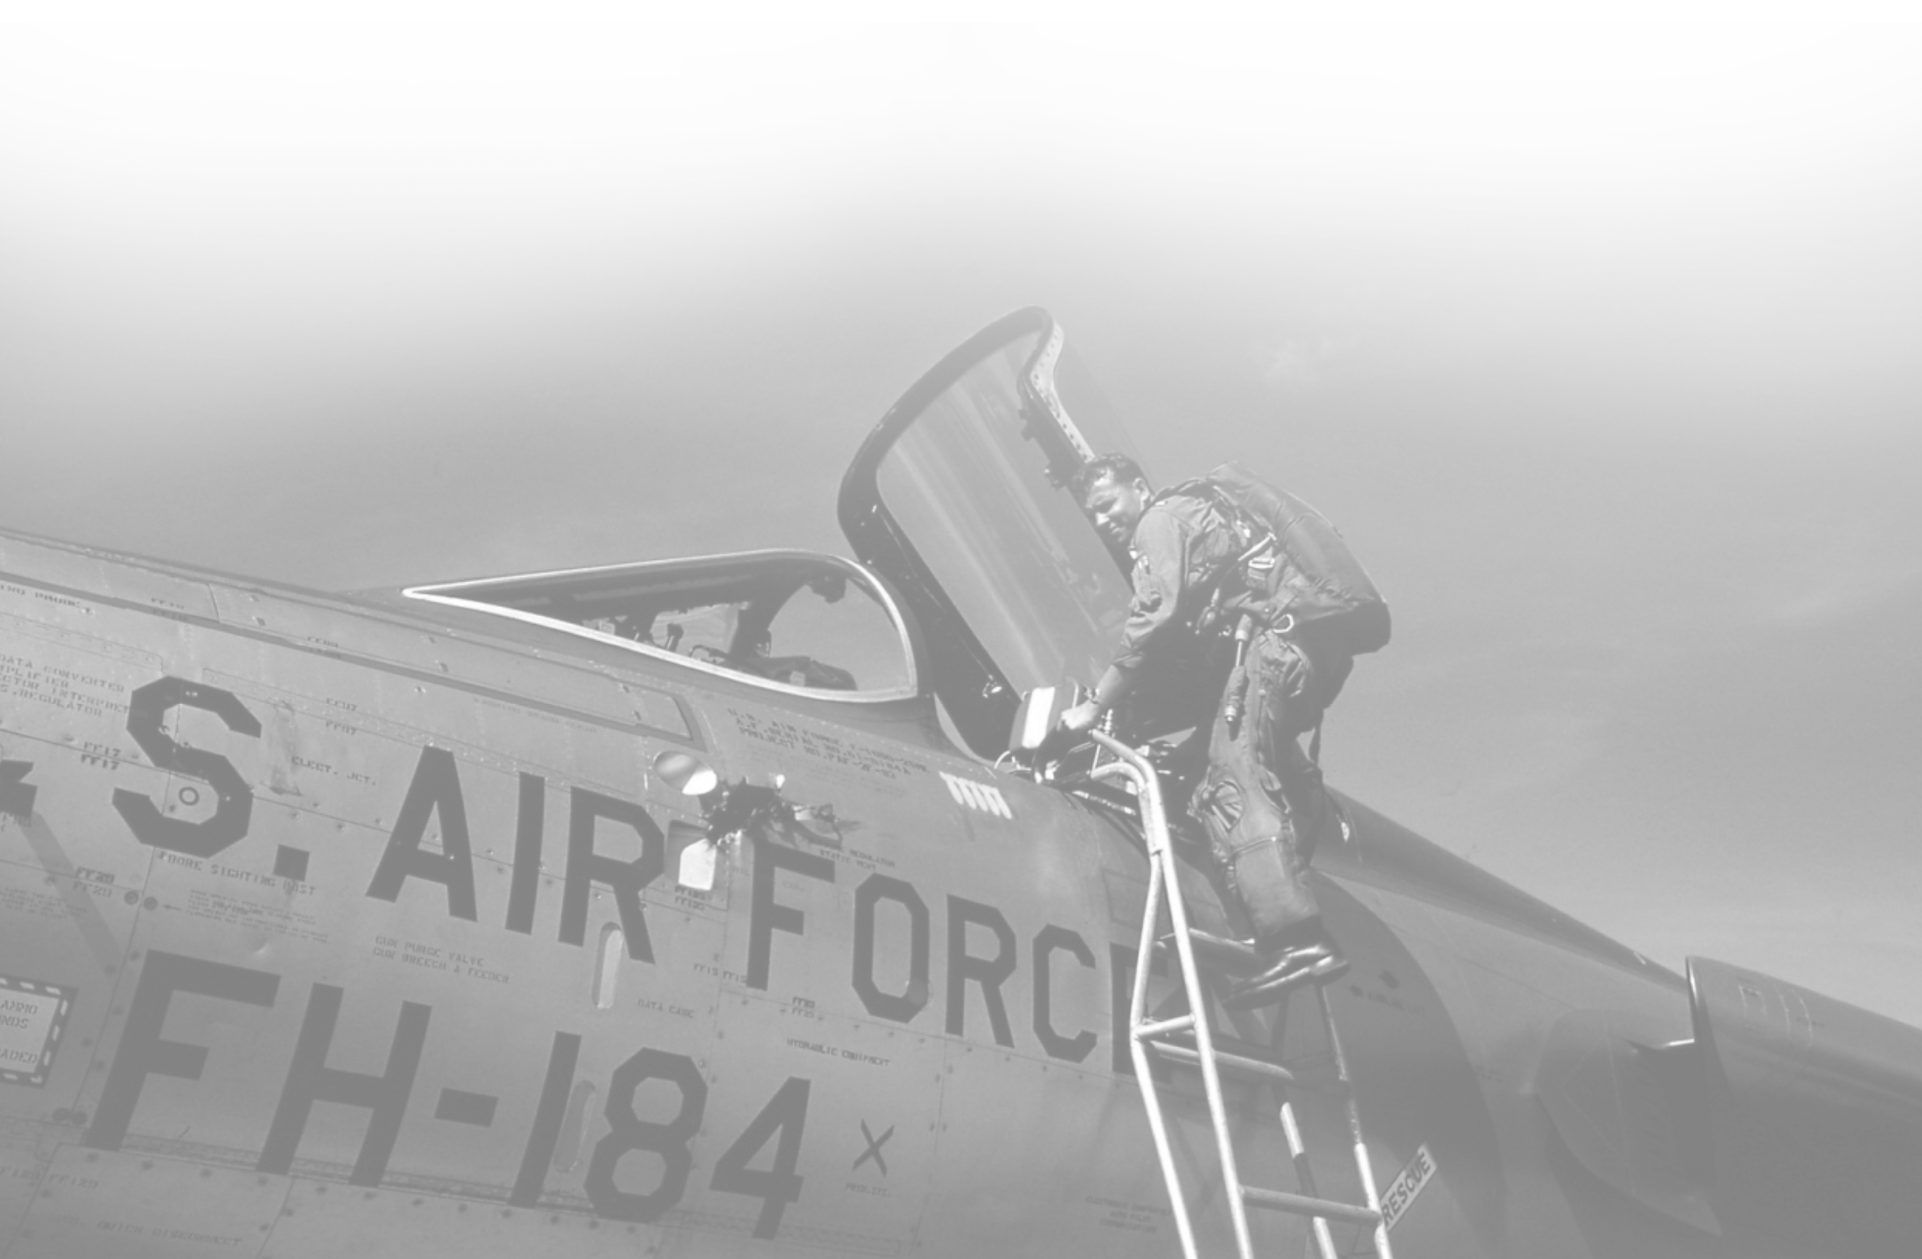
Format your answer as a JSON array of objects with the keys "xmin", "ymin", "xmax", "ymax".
[{"xmin": 0, "ymin": 524, "xmax": 1753, "ymax": 1259}]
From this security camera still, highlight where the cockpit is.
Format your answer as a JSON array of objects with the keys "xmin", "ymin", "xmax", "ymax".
[
  {"xmin": 403, "ymin": 307, "xmax": 1145, "ymax": 743},
  {"xmin": 404, "ymin": 550, "xmax": 918, "ymax": 701}
]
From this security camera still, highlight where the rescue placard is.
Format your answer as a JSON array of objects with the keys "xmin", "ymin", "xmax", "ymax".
[{"xmin": 1381, "ymin": 1142, "xmax": 1436, "ymax": 1232}]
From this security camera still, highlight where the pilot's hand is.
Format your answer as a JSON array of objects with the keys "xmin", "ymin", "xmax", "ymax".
[{"xmin": 1057, "ymin": 700, "xmax": 1100, "ymax": 738}]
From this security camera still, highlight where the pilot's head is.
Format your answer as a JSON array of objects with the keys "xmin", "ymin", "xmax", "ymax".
[{"xmin": 1076, "ymin": 454, "xmax": 1152, "ymax": 550}]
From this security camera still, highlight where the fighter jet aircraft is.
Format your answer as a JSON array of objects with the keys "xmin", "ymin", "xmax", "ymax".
[{"xmin": 2, "ymin": 307, "xmax": 1917, "ymax": 1259}]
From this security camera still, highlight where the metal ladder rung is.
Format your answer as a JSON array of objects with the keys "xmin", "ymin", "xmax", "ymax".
[
  {"xmin": 1144, "ymin": 1039, "xmax": 1299, "ymax": 1084},
  {"xmin": 1153, "ymin": 1037, "xmax": 1353, "ymax": 1091},
  {"xmin": 1214, "ymin": 1045, "xmax": 1353, "ymax": 1107},
  {"xmin": 1243, "ymin": 1184, "xmax": 1384, "ymax": 1228},
  {"xmin": 1135, "ymin": 1012, "xmax": 1198, "ymax": 1039},
  {"xmin": 1145, "ymin": 1037, "xmax": 1360, "ymax": 1099}
]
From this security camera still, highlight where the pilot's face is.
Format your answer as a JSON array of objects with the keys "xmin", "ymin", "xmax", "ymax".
[{"xmin": 1082, "ymin": 472, "xmax": 1150, "ymax": 550}]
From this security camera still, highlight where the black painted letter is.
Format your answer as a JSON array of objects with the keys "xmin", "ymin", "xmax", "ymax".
[
  {"xmin": 0, "ymin": 761, "xmax": 36, "ymax": 820},
  {"xmin": 946, "ymin": 896, "xmax": 1017, "ymax": 1047},
  {"xmin": 504, "ymin": 772, "xmax": 546, "ymax": 935},
  {"xmin": 87, "ymin": 951, "xmax": 279, "ymax": 1151},
  {"xmin": 1033, "ymin": 925, "xmax": 1097, "ymax": 1063},
  {"xmin": 560, "ymin": 788, "xmax": 665, "ymax": 962},
  {"xmin": 748, "ymin": 835, "xmax": 836, "ymax": 991},
  {"xmin": 258, "ymin": 985, "xmax": 431, "ymax": 1186},
  {"xmin": 112, "ymin": 677, "xmax": 261, "ymax": 858},
  {"xmin": 366, "ymin": 746, "xmax": 478, "ymax": 921},
  {"xmin": 853, "ymin": 874, "xmax": 929, "ymax": 1023}
]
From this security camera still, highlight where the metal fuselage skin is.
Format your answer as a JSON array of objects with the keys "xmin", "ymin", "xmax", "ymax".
[{"xmin": 0, "ymin": 528, "xmax": 1726, "ymax": 1259}]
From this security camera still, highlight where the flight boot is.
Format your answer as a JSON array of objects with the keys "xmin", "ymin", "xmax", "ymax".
[{"xmin": 1221, "ymin": 940, "xmax": 1348, "ymax": 1010}]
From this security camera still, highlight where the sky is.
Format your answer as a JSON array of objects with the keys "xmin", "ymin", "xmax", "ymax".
[{"xmin": 2, "ymin": 18, "xmax": 1919, "ymax": 1024}]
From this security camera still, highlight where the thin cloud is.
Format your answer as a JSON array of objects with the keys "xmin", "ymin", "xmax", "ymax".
[
  {"xmin": 1737, "ymin": 511, "xmax": 1922, "ymax": 630},
  {"xmin": 1261, "ymin": 336, "xmax": 1351, "ymax": 396},
  {"xmin": 1769, "ymin": 561, "xmax": 1922, "ymax": 627},
  {"xmin": 1245, "ymin": 222, "xmax": 1622, "ymax": 388}
]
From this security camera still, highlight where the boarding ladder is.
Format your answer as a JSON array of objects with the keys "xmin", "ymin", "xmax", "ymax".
[{"xmin": 1089, "ymin": 731, "xmax": 1395, "ymax": 1259}]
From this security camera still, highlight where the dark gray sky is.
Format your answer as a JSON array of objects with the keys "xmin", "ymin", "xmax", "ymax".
[{"xmin": 4, "ymin": 20, "xmax": 1919, "ymax": 1023}]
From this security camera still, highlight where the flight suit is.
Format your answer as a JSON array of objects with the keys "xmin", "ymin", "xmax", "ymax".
[{"xmin": 1113, "ymin": 492, "xmax": 1350, "ymax": 951}]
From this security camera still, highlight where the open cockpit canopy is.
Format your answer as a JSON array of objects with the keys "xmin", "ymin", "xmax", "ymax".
[
  {"xmin": 405, "ymin": 550, "xmax": 918, "ymax": 701},
  {"xmin": 401, "ymin": 309, "xmax": 1137, "ymax": 736},
  {"xmin": 839, "ymin": 307, "xmax": 1146, "ymax": 757}
]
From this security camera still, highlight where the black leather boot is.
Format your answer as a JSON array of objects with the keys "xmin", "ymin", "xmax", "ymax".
[{"xmin": 1221, "ymin": 941, "xmax": 1348, "ymax": 1010}]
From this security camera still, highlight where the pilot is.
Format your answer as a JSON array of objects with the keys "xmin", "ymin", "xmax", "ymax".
[{"xmin": 1056, "ymin": 453, "xmax": 1352, "ymax": 1007}]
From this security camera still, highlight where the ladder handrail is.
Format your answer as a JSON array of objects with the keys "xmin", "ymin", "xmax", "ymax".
[
  {"xmin": 1091, "ymin": 731, "xmax": 1255, "ymax": 1259},
  {"xmin": 1318, "ymin": 982, "xmax": 1394, "ymax": 1259},
  {"xmin": 1089, "ymin": 730, "xmax": 1396, "ymax": 1259}
]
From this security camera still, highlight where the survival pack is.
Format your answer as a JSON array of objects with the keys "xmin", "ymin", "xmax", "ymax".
[{"xmin": 1169, "ymin": 463, "xmax": 1392, "ymax": 656}]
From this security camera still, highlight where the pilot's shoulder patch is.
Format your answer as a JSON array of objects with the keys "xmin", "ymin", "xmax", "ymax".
[{"xmin": 938, "ymin": 772, "xmax": 1012, "ymax": 820}]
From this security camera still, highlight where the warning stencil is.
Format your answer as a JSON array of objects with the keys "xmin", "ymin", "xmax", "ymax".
[{"xmin": 0, "ymin": 976, "xmax": 74, "ymax": 1087}]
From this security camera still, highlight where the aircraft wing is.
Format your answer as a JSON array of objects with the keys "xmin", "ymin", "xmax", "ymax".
[
  {"xmin": 1689, "ymin": 957, "xmax": 1922, "ymax": 1255},
  {"xmin": 1527, "ymin": 949, "xmax": 1922, "ymax": 1257}
]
